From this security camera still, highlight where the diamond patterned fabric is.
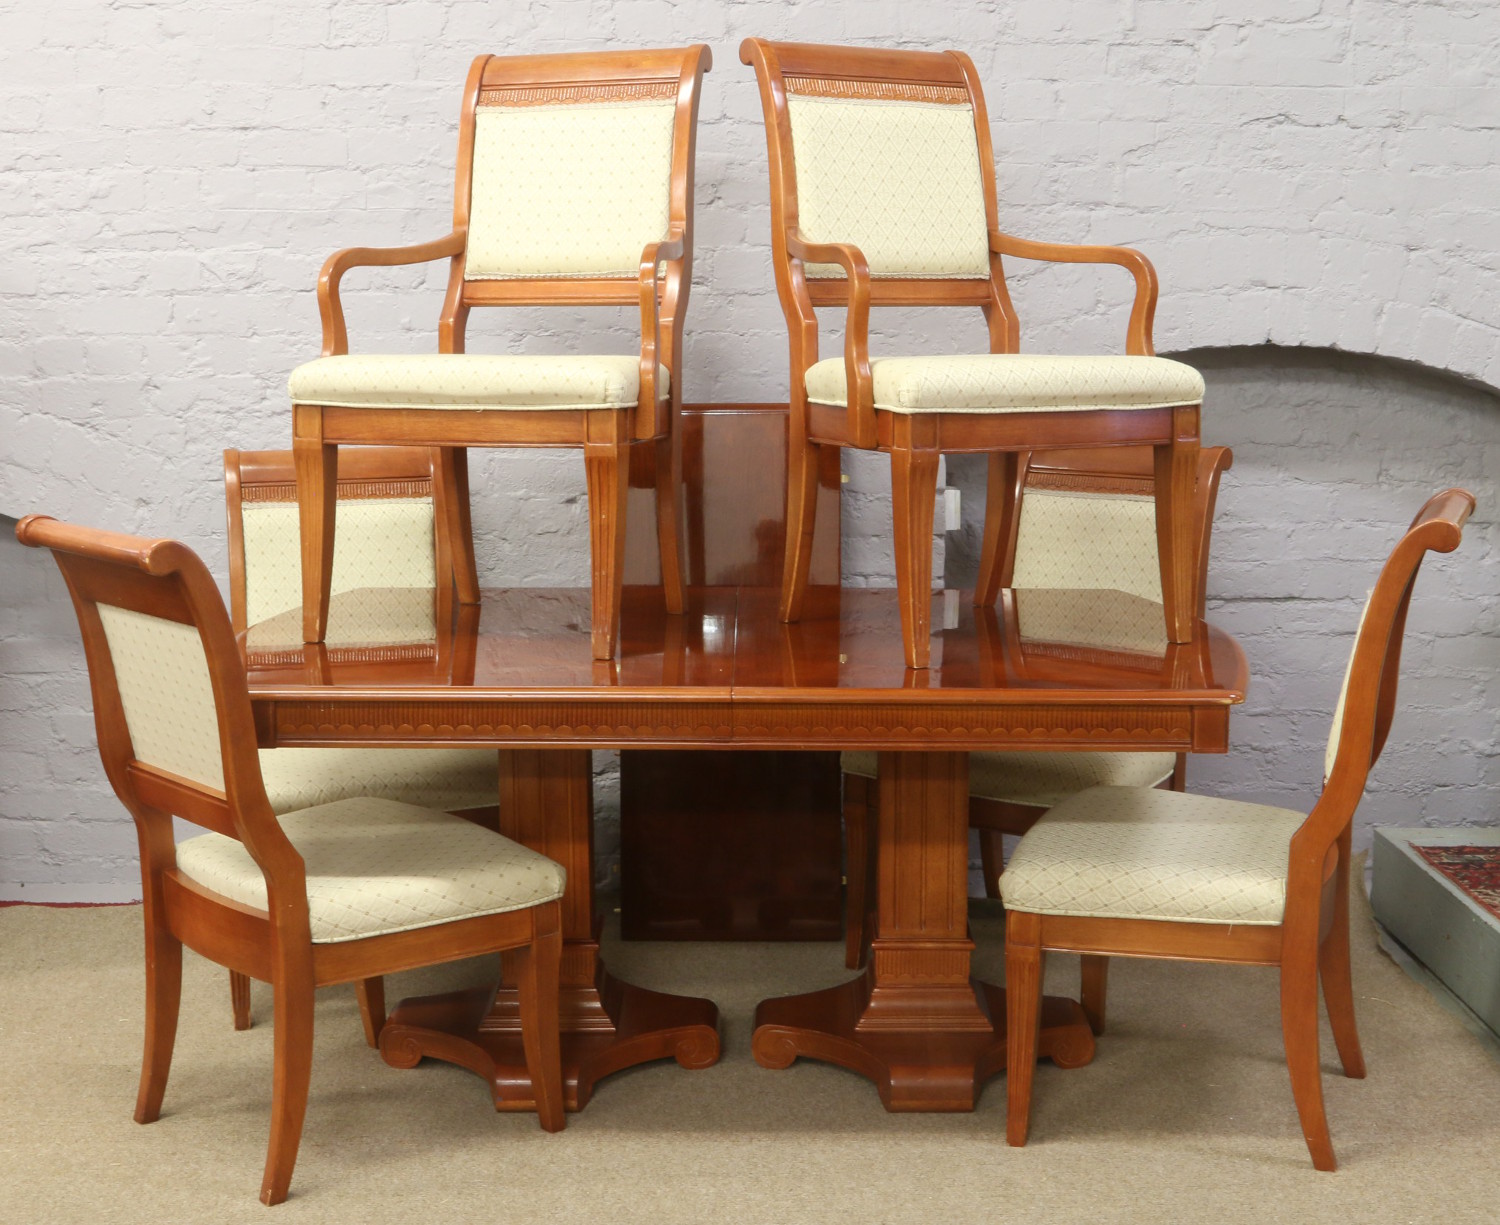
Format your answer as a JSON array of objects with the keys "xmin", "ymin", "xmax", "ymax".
[
  {"xmin": 1324, "ymin": 595, "xmax": 1372, "ymax": 784},
  {"xmin": 288, "ymin": 354, "xmax": 661, "ymax": 411},
  {"xmin": 804, "ymin": 353, "xmax": 1205, "ymax": 414},
  {"xmin": 243, "ymin": 499, "xmax": 436, "ymax": 627},
  {"xmin": 257, "ymin": 748, "xmax": 498, "ymax": 815},
  {"xmin": 97, "ymin": 604, "xmax": 224, "ymax": 790},
  {"xmin": 175, "ymin": 797, "xmax": 565, "ymax": 943},
  {"xmin": 786, "ymin": 96, "xmax": 990, "ymax": 279},
  {"xmin": 245, "ymin": 587, "xmax": 437, "ymax": 653},
  {"xmin": 1014, "ymin": 587, "xmax": 1168, "ymax": 656},
  {"xmin": 841, "ymin": 750, "xmax": 1175, "ymax": 807},
  {"xmin": 1001, "ymin": 785, "xmax": 1306, "ymax": 925},
  {"xmin": 1013, "ymin": 491, "xmax": 1162, "ymax": 603},
  {"xmin": 466, "ymin": 100, "xmax": 676, "ymax": 279}
]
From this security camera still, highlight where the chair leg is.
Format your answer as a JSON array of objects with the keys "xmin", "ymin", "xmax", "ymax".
[
  {"xmin": 230, "ymin": 969, "xmax": 252, "ymax": 1031},
  {"xmin": 779, "ymin": 430, "xmax": 821, "ymax": 623},
  {"xmin": 514, "ymin": 921, "xmax": 565, "ymax": 1134},
  {"xmin": 437, "ymin": 446, "xmax": 481, "ymax": 605},
  {"xmin": 260, "ymin": 967, "xmax": 316, "ymax": 1206},
  {"xmin": 890, "ymin": 441, "xmax": 941, "ymax": 669},
  {"xmin": 1006, "ymin": 910, "xmax": 1045, "ymax": 1147},
  {"xmin": 293, "ymin": 407, "xmax": 337, "ymax": 644},
  {"xmin": 654, "ymin": 431, "xmax": 687, "ymax": 615},
  {"xmin": 978, "ymin": 827, "xmax": 1004, "ymax": 900},
  {"xmin": 1153, "ymin": 408, "xmax": 1200, "ymax": 645},
  {"xmin": 1079, "ymin": 955, "xmax": 1108, "ymax": 1036},
  {"xmin": 355, "ymin": 977, "xmax": 386, "ymax": 1050},
  {"xmin": 1320, "ymin": 835, "xmax": 1366, "ymax": 1079},
  {"xmin": 583, "ymin": 416, "xmax": 630, "ymax": 661},
  {"xmin": 134, "ymin": 921, "xmax": 182, "ymax": 1125},
  {"xmin": 1280, "ymin": 947, "xmax": 1337, "ymax": 1171},
  {"xmin": 974, "ymin": 451, "xmax": 1025, "ymax": 608},
  {"xmin": 843, "ymin": 773, "xmax": 873, "ymax": 970}
]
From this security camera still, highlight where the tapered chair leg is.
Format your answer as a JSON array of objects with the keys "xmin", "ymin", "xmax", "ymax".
[
  {"xmin": 1319, "ymin": 837, "xmax": 1366, "ymax": 1079},
  {"xmin": 1005, "ymin": 910, "xmax": 1045, "ymax": 1147},
  {"xmin": 779, "ymin": 431, "xmax": 821, "ymax": 623},
  {"xmin": 260, "ymin": 972, "xmax": 316, "ymax": 1206},
  {"xmin": 134, "ymin": 923, "xmax": 183, "ymax": 1125},
  {"xmin": 583, "ymin": 416, "xmax": 631, "ymax": 661},
  {"xmin": 230, "ymin": 970, "xmax": 252, "ymax": 1031},
  {"xmin": 355, "ymin": 977, "xmax": 386, "ymax": 1050},
  {"xmin": 293, "ymin": 408, "xmax": 338, "ymax": 644},
  {"xmin": 1079, "ymin": 955, "xmax": 1108, "ymax": 1036},
  {"xmin": 1153, "ymin": 409, "xmax": 1201, "ymax": 645},
  {"xmin": 1280, "ymin": 948, "xmax": 1337, "ymax": 1171},
  {"xmin": 890, "ymin": 440, "xmax": 942, "ymax": 669},
  {"xmin": 437, "ymin": 446, "xmax": 481, "ymax": 605},
  {"xmin": 655, "ymin": 431, "xmax": 687, "ymax": 615},
  {"xmin": 514, "ymin": 918, "xmax": 565, "ymax": 1134},
  {"xmin": 843, "ymin": 774, "xmax": 873, "ymax": 970}
]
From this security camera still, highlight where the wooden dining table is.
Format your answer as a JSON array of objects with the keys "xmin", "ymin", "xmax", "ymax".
[{"xmin": 244, "ymin": 580, "xmax": 1247, "ymax": 1113}]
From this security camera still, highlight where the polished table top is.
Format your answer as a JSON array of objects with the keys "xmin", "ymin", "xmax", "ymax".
[{"xmin": 245, "ymin": 584, "xmax": 1247, "ymax": 752}]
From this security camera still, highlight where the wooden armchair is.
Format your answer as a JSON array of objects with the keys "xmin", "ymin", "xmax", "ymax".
[
  {"xmin": 292, "ymin": 46, "xmax": 712, "ymax": 659},
  {"xmin": 15, "ymin": 516, "xmax": 567, "ymax": 1204},
  {"xmin": 841, "ymin": 445, "xmax": 1233, "ymax": 1025},
  {"xmin": 225, "ymin": 446, "xmax": 502, "ymax": 1041},
  {"xmin": 1001, "ymin": 488, "xmax": 1476, "ymax": 1170},
  {"xmin": 739, "ymin": 39, "xmax": 1204, "ymax": 668}
]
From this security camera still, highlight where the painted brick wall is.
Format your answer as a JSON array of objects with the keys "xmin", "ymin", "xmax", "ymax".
[{"xmin": 1, "ymin": 1, "xmax": 1497, "ymax": 897}]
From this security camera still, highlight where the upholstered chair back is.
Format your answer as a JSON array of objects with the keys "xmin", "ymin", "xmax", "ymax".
[
  {"xmin": 1011, "ymin": 486, "xmax": 1162, "ymax": 603},
  {"xmin": 465, "ymin": 88, "xmax": 678, "ymax": 281},
  {"xmin": 225, "ymin": 449, "xmax": 441, "ymax": 633},
  {"xmin": 781, "ymin": 77, "xmax": 991, "ymax": 281}
]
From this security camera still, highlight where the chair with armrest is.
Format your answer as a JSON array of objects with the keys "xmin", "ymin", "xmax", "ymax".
[
  {"xmin": 15, "ymin": 515, "xmax": 567, "ymax": 1205},
  {"xmin": 1001, "ymin": 487, "xmax": 1476, "ymax": 1169},
  {"xmin": 225, "ymin": 445, "xmax": 504, "ymax": 1041},
  {"xmin": 292, "ymin": 45, "xmax": 712, "ymax": 660},
  {"xmin": 841, "ymin": 445, "xmax": 1232, "ymax": 1036},
  {"xmin": 739, "ymin": 38, "xmax": 1205, "ymax": 670}
]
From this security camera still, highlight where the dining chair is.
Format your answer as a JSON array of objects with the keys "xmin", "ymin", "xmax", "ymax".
[
  {"xmin": 291, "ymin": 45, "xmax": 712, "ymax": 660},
  {"xmin": 841, "ymin": 445, "xmax": 1233, "ymax": 1035},
  {"xmin": 1000, "ymin": 488, "xmax": 1476, "ymax": 1170},
  {"xmin": 739, "ymin": 38, "xmax": 1206, "ymax": 669},
  {"xmin": 225, "ymin": 446, "xmax": 502, "ymax": 1042},
  {"xmin": 15, "ymin": 515, "xmax": 567, "ymax": 1205}
]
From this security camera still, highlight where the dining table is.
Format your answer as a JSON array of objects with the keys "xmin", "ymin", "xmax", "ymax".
[{"xmin": 243, "ymin": 579, "xmax": 1247, "ymax": 1113}]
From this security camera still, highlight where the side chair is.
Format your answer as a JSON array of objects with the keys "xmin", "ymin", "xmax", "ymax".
[
  {"xmin": 292, "ymin": 45, "xmax": 712, "ymax": 659},
  {"xmin": 740, "ymin": 38, "xmax": 1206, "ymax": 668},
  {"xmin": 16, "ymin": 515, "xmax": 567, "ymax": 1205},
  {"xmin": 224, "ymin": 446, "xmax": 503, "ymax": 1043},
  {"xmin": 841, "ymin": 444, "xmax": 1233, "ymax": 1037},
  {"xmin": 1001, "ymin": 488, "xmax": 1476, "ymax": 1170}
]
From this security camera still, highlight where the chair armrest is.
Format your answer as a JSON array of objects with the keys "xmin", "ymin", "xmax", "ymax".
[
  {"xmin": 786, "ymin": 231, "xmax": 875, "ymax": 448},
  {"xmin": 317, "ymin": 230, "xmax": 467, "ymax": 356},
  {"xmin": 637, "ymin": 231, "xmax": 687, "ymax": 412},
  {"xmin": 989, "ymin": 230, "xmax": 1159, "ymax": 357}
]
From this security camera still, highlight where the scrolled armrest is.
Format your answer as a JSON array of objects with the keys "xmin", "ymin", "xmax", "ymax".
[
  {"xmin": 786, "ymin": 231, "xmax": 875, "ymax": 447},
  {"xmin": 317, "ymin": 229, "xmax": 467, "ymax": 356},
  {"xmin": 637, "ymin": 230, "xmax": 689, "ymax": 416},
  {"xmin": 989, "ymin": 229, "xmax": 1159, "ymax": 356}
]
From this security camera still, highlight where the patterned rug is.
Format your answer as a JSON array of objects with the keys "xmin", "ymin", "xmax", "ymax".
[{"xmin": 1413, "ymin": 844, "xmax": 1500, "ymax": 922}]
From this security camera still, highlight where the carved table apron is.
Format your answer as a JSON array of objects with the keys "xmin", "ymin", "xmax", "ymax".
[{"xmin": 246, "ymin": 584, "xmax": 1246, "ymax": 1112}]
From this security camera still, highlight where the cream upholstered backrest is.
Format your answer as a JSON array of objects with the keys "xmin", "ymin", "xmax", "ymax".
[
  {"xmin": 1323, "ymin": 594, "xmax": 1373, "ymax": 785},
  {"xmin": 241, "ymin": 496, "xmax": 438, "ymax": 628},
  {"xmin": 1012, "ymin": 489, "xmax": 1163, "ymax": 603},
  {"xmin": 783, "ymin": 78, "xmax": 990, "ymax": 281},
  {"xmin": 96, "ymin": 604, "xmax": 226, "ymax": 790},
  {"xmin": 465, "ymin": 85, "xmax": 678, "ymax": 280}
]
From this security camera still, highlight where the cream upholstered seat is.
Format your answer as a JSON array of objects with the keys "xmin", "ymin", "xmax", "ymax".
[
  {"xmin": 840, "ymin": 750, "xmax": 1175, "ymax": 810},
  {"xmin": 16, "ymin": 516, "xmax": 568, "ymax": 1205},
  {"xmin": 293, "ymin": 47, "xmax": 713, "ymax": 662},
  {"xmin": 288, "ymin": 354, "xmax": 668, "ymax": 413},
  {"xmin": 1000, "ymin": 786, "xmax": 1305, "ymax": 925},
  {"xmin": 804, "ymin": 354, "xmax": 1204, "ymax": 416},
  {"xmin": 177, "ymin": 797, "xmax": 564, "ymax": 944}
]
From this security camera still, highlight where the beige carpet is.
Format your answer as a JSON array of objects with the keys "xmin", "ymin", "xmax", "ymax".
[{"xmin": 3, "ymin": 883, "xmax": 1498, "ymax": 1224}]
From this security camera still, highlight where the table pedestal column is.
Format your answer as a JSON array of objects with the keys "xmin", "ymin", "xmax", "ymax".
[
  {"xmin": 380, "ymin": 748, "xmax": 721, "ymax": 1111},
  {"xmin": 752, "ymin": 751, "xmax": 1094, "ymax": 1110}
]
